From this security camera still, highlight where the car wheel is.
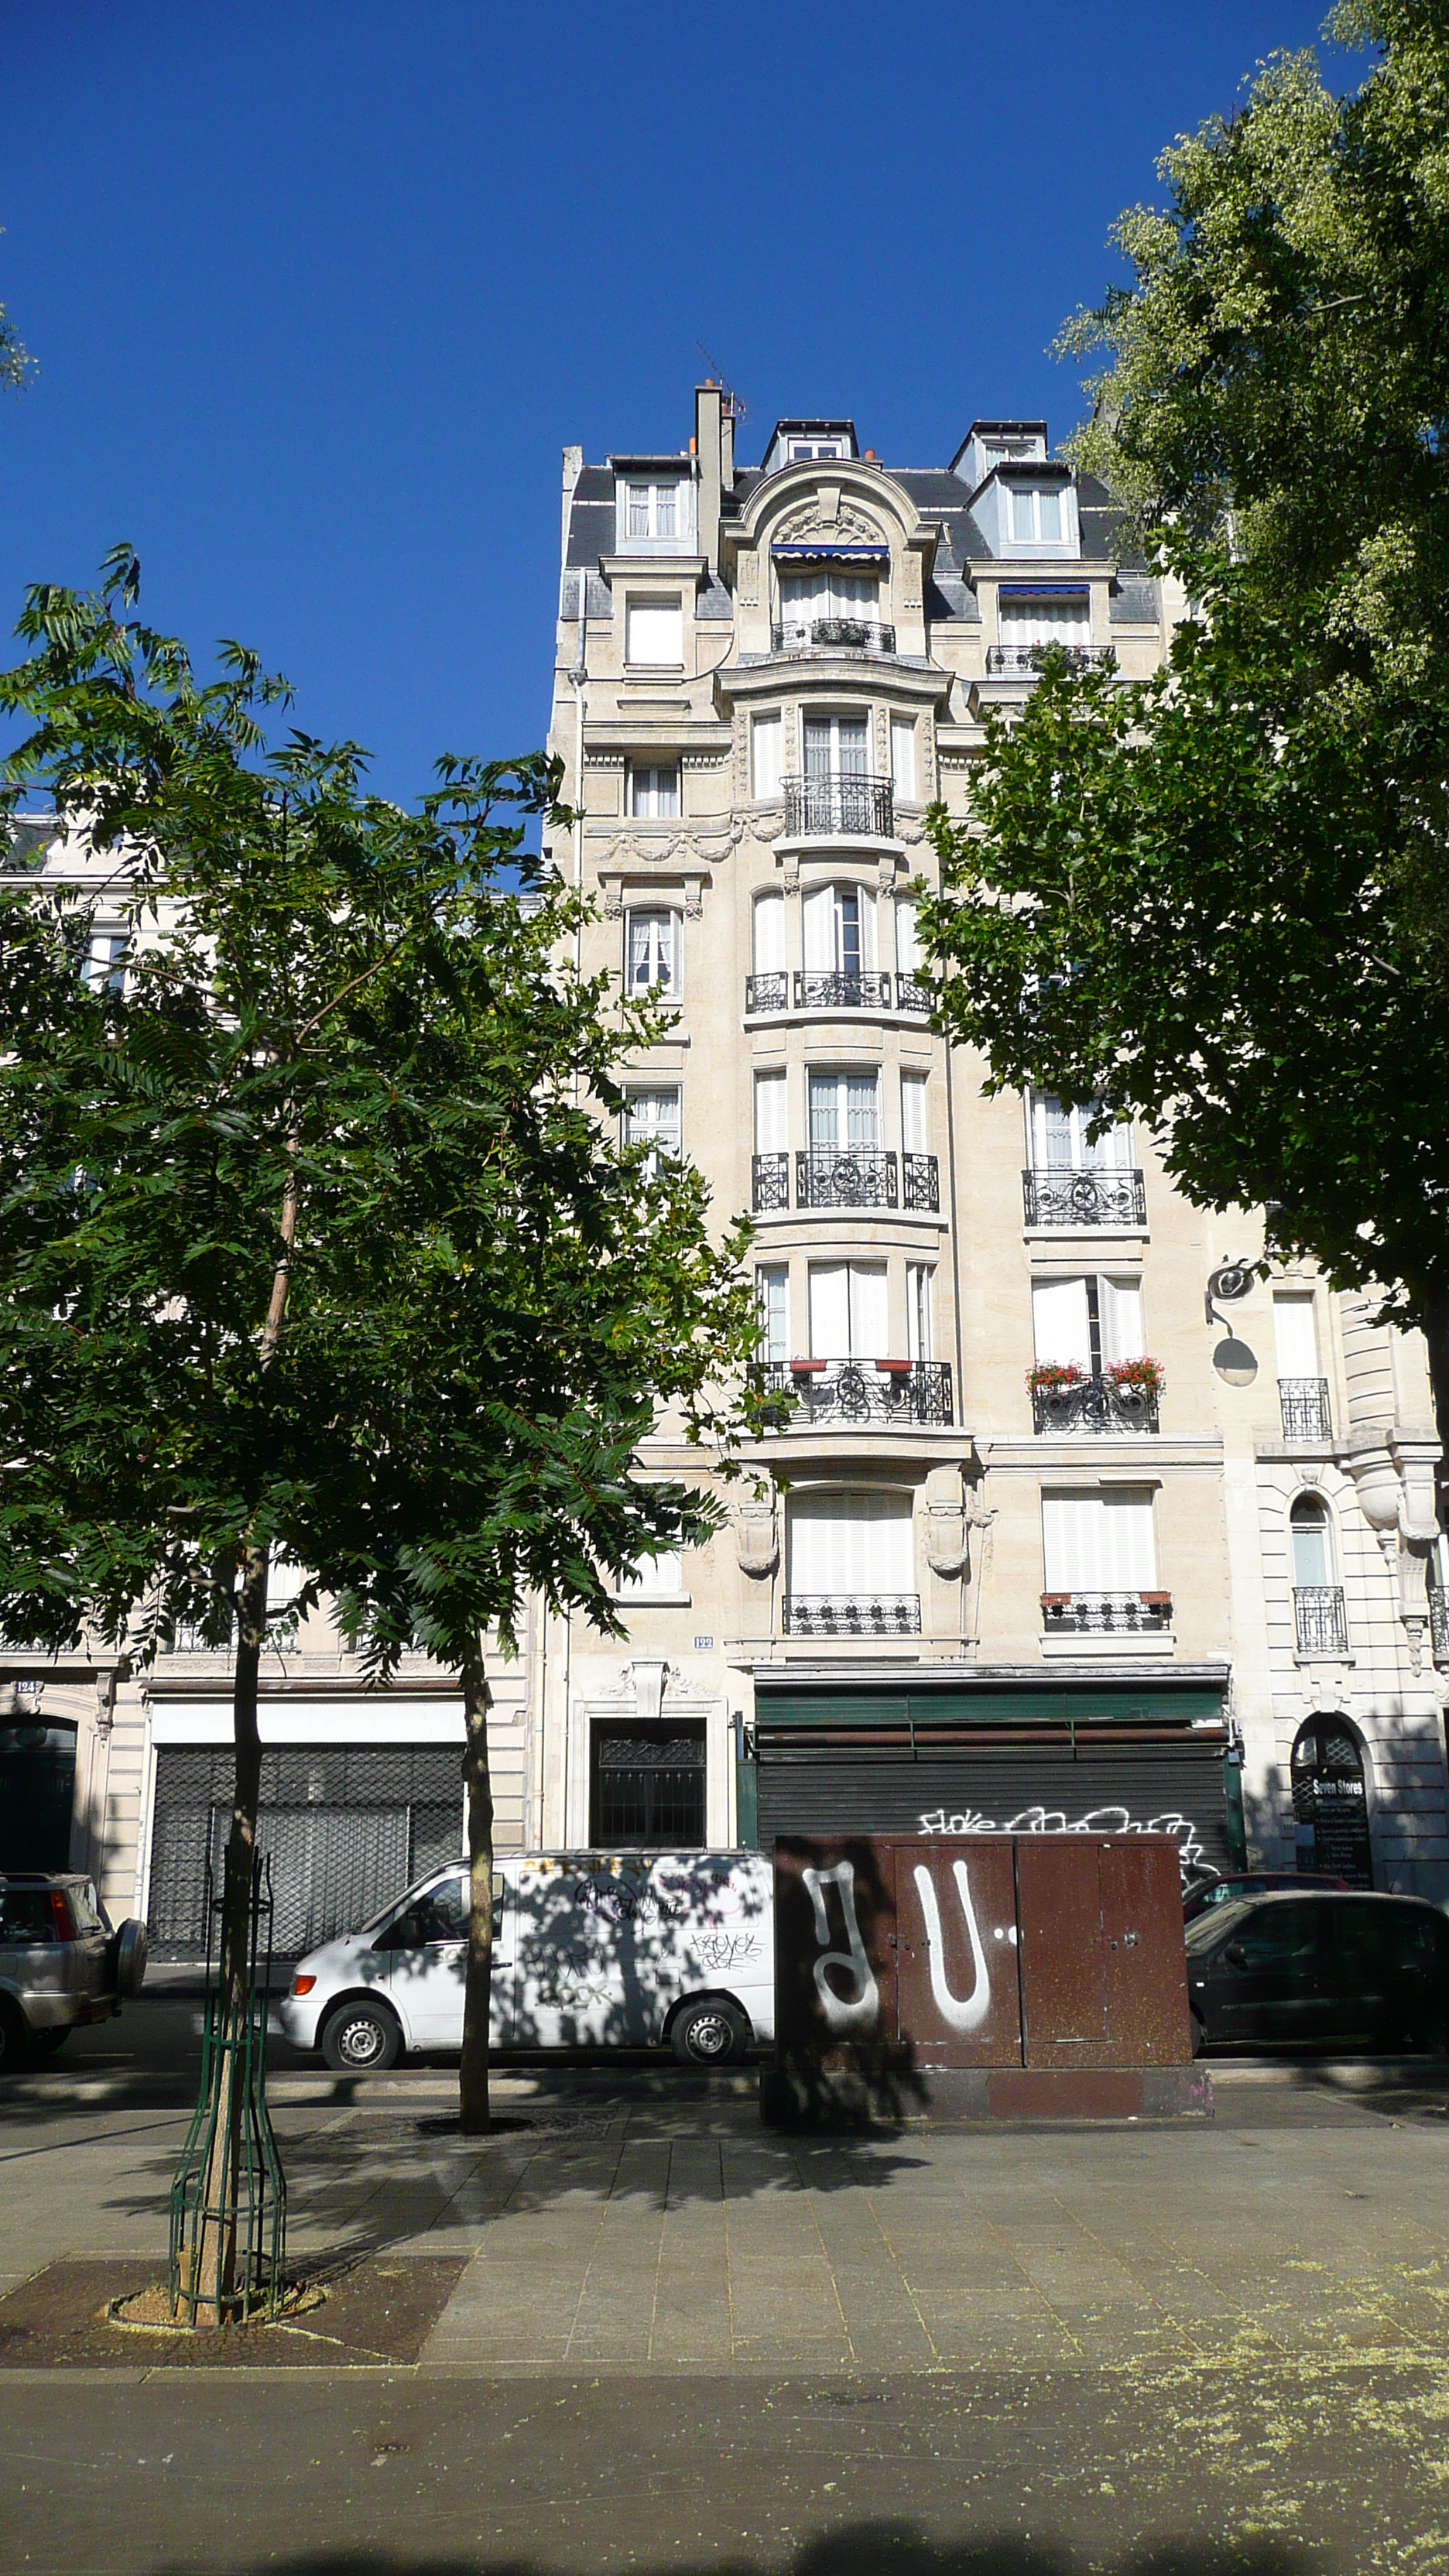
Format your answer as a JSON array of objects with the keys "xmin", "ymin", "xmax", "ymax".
[
  {"xmin": 29, "ymin": 2027, "xmax": 70, "ymax": 2057},
  {"xmin": 0, "ymin": 2002, "xmax": 29, "ymax": 2073},
  {"xmin": 108, "ymin": 1919, "xmax": 149, "ymax": 1999},
  {"xmin": 671, "ymin": 1996, "xmax": 750, "ymax": 2067},
  {"xmin": 320, "ymin": 1999, "xmax": 402, "ymax": 2073}
]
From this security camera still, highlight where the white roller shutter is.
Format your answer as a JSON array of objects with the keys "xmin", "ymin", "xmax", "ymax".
[
  {"xmin": 788, "ymin": 1489, "xmax": 914, "ymax": 1594},
  {"xmin": 1032, "ymin": 1276, "xmax": 1092, "ymax": 1368}
]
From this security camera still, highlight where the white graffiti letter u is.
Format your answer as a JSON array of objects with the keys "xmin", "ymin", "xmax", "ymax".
[
  {"xmin": 913, "ymin": 1860, "xmax": 992, "ymax": 2034},
  {"xmin": 802, "ymin": 1862, "xmax": 880, "ymax": 2035}
]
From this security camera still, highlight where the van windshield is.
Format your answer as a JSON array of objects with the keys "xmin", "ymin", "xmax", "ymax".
[{"xmin": 357, "ymin": 1867, "xmax": 464, "ymax": 1939}]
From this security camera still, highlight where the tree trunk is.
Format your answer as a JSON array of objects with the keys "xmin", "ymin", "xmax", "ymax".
[
  {"xmin": 458, "ymin": 1641, "xmax": 495, "ymax": 2137},
  {"xmin": 190, "ymin": 1539, "xmax": 269, "ymax": 2326}
]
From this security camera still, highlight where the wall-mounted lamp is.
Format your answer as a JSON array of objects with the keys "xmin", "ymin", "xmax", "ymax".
[{"xmin": 1205, "ymin": 1259, "xmax": 1259, "ymax": 1386}]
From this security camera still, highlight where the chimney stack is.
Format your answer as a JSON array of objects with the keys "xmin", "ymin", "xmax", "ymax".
[{"xmin": 694, "ymin": 383, "xmax": 723, "ymax": 568}]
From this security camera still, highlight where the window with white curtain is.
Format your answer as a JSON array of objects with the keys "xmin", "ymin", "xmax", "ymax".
[
  {"xmin": 629, "ymin": 763, "xmax": 680, "ymax": 818},
  {"xmin": 624, "ymin": 481, "xmax": 683, "ymax": 541},
  {"xmin": 1032, "ymin": 1275, "xmax": 1143, "ymax": 1372},
  {"xmin": 788, "ymin": 1488, "xmax": 914, "ymax": 1595},
  {"xmin": 779, "ymin": 569, "xmax": 881, "ymax": 629},
  {"xmin": 808, "ymin": 1261, "xmax": 888, "ymax": 1358},
  {"xmin": 1041, "ymin": 1488, "xmax": 1156, "ymax": 1594},
  {"xmin": 906, "ymin": 1263, "xmax": 933, "ymax": 1363},
  {"xmin": 889, "ymin": 715, "xmax": 916, "ymax": 799},
  {"xmin": 1273, "ymin": 1296, "xmax": 1320, "ymax": 1379},
  {"xmin": 895, "ymin": 897, "xmax": 920, "ymax": 974},
  {"xmin": 617, "ymin": 1543, "xmax": 683, "ymax": 1597},
  {"xmin": 751, "ymin": 711, "xmax": 783, "ymax": 800},
  {"xmin": 1029, "ymin": 1093, "xmax": 1132, "ymax": 1169},
  {"xmin": 809, "ymin": 1068, "xmax": 879, "ymax": 1150},
  {"xmin": 752, "ymin": 891, "xmax": 786, "ymax": 975},
  {"xmin": 803, "ymin": 713, "xmax": 868, "ymax": 778},
  {"xmin": 83, "ymin": 929, "xmax": 127, "ymax": 994},
  {"xmin": 624, "ymin": 1088, "xmax": 681, "ymax": 1170},
  {"xmin": 802, "ymin": 882, "xmax": 876, "ymax": 975},
  {"xmin": 1007, "ymin": 487, "xmax": 1070, "ymax": 546},
  {"xmin": 754, "ymin": 1070, "xmax": 788, "ymax": 1153},
  {"xmin": 900, "ymin": 1072, "xmax": 929, "ymax": 1154},
  {"xmin": 1000, "ymin": 598, "xmax": 1089, "ymax": 654},
  {"xmin": 756, "ymin": 1264, "xmax": 790, "ymax": 1363},
  {"xmin": 625, "ymin": 598, "xmax": 683, "ymax": 667},
  {"xmin": 626, "ymin": 909, "xmax": 680, "ymax": 999}
]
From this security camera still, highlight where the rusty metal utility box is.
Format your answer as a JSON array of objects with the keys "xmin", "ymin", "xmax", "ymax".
[{"xmin": 766, "ymin": 1832, "xmax": 1208, "ymax": 2126}]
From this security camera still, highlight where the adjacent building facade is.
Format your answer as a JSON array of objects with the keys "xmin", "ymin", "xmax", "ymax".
[{"xmin": 5, "ymin": 386, "xmax": 1447, "ymax": 1948}]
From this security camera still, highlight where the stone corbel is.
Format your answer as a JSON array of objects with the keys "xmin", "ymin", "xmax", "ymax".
[
  {"xmin": 925, "ymin": 1505, "xmax": 968, "ymax": 1581},
  {"xmin": 631, "ymin": 1660, "xmax": 669, "ymax": 1721},
  {"xmin": 735, "ymin": 1502, "xmax": 779, "ymax": 1579}
]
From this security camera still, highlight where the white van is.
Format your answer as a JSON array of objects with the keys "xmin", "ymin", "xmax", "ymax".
[{"xmin": 278, "ymin": 1848, "xmax": 774, "ymax": 2074}]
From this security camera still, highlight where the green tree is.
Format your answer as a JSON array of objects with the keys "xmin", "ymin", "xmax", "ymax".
[{"xmin": 0, "ymin": 554, "xmax": 759, "ymax": 2311}]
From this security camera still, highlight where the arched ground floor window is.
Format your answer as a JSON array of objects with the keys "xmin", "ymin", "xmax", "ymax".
[{"xmin": 1291, "ymin": 1716, "xmax": 1372, "ymax": 1886}]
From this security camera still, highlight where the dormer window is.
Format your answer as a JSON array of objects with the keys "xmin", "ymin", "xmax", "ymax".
[
  {"xmin": 790, "ymin": 438, "xmax": 844, "ymax": 461},
  {"xmin": 1009, "ymin": 485, "xmax": 1066, "ymax": 546},
  {"xmin": 615, "ymin": 474, "xmax": 695, "ymax": 553},
  {"xmin": 628, "ymin": 481, "xmax": 680, "ymax": 540}
]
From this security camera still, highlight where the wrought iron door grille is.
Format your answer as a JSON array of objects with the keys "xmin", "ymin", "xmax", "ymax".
[
  {"xmin": 1279, "ymin": 1377, "xmax": 1332, "ymax": 1440},
  {"xmin": 783, "ymin": 775, "xmax": 894, "ymax": 839},
  {"xmin": 1294, "ymin": 1585, "xmax": 1350, "ymax": 1656},
  {"xmin": 1040, "ymin": 1591, "xmax": 1173, "ymax": 1632},
  {"xmin": 752, "ymin": 1359, "xmax": 953, "ymax": 1427},
  {"xmin": 745, "ymin": 972, "xmax": 789, "ymax": 1015},
  {"xmin": 1022, "ymin": 1168, "xmax": 1147, "ymax": 1228},
  {"xmin": 590, "ymin": 1725, "xmax": 706, "ymax": 1847},
  {"xmin": 903, "ymin": 1153, "xmax": 940, "ymax": 1212},
  {"xmin": 796, "ymin": 1147, "xmax": 898, "ymax": 1208},
  {"xmin": 1031, "ymin": 1373, "xmax": 1160, "ymax": 1434},
  {"xmin": 772, "ymin": 618, "xmax": 896, "ymax": 657},
  {"xmin": 793, "ymin": 969, "xmax": 892, "ymax": 1011},
  {"xmin": 752, "ymin": 1151, "xmax": 790, "ymax": 1212},
  {"xmin": 783, "ymin": 1594, "xmax": 922, "ymax": 1637}
]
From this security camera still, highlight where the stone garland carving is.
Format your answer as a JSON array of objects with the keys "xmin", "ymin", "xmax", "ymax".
[{"xmin": 774, "ymin": 498, "xmax": 884, "ymax": 548}]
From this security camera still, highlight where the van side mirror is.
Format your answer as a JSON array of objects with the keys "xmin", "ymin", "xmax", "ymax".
[{"xmin": 1223, "ymin": 1939, "xmax": 1249, "ymax": 1971}]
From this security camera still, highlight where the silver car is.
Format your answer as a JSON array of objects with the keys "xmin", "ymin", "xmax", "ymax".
[{"xmin": 0, "ymin": 1872, "xmax": 148, "ymax": 2071}]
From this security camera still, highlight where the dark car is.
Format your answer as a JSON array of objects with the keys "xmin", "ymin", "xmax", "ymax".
[
  {"xmin": 1185, "ymin": 1889, "xmax": 1449, "ymax": 2055},
  {"xmin": 0, "ymin": 1872, "xmax": 147, "ymax": 2071},
  {"xmin": 1184, "ymin": 1869, "xmax": 1347, "ymax": 1926}
]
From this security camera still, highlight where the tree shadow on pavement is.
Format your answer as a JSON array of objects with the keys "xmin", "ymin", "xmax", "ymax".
[{"xmin": 183, "ymin": 2529, "xmax": 1317, "ymax": 2576}]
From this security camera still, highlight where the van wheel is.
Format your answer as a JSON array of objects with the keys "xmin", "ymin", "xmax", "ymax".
[
  {"xmin": 671, "ymin": 1997, "xmax": 749, "ymax": 2067},
  {"xmin": 29, "ymin": 2027, "xmax": 70, "ymax": 2057},
  {"xmin": 321, "ymin": 1999, "xmax": 402, "ymax": 2073}
]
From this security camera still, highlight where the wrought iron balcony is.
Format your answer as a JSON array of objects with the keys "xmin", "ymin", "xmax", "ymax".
[
  {"xmin": 1431, "ymin": 1587, "xmax": 1449, "ymax": 1668},
  {"xmin": 754, "ymin": 1358, "xmax": 954, "ymax": 1428},
  {"xmin": 1031, "ymin": 1371, "xmax": 1160, "ymax": 1434},
  {"xmin": 783, "ymin": 1593, "xmax": 922, "ymax": 1637},
  {"xmin": 745, "ymin": 971, "xmax": 789, "ymax": 1015},
  {"xmin": 751, "ymin": 1151, "xmax": 790, "ymax": 1213},
  {"xmin": 985, "ymin": 645, "xmax": 1106, "ymax": 679},
  {"xmin": 903, "ymin": 1153, "xmax": 940, "ymax": 1213},
  {"xmin": 1279, "ymin": 1376, "xmax": 1332, "ymax": 1441},
  {"xmin": 783, "ymin": 774, "xmax": 894, "ymax": 840},
  {"xmin": 772, "ymin": 618, "xmax": 896, "ymax": 657},
  {"xmin": 793, "ymin": 968, "xmax": 892, "ymax": 1012},
  {"xmin": 1294, "ymin": 1585, "xmax": 1350, "ymax": 1656},
  {"xmin": 796, "ymin": 1146, "xmax": 898, "ymax": 1209},
  {"xmin": 896, "ymin": 974, "xmax": 933, "ymax": 1016},
  {"xmin": 1041, "ymin": 1591, "xmax": 1173, "ymax": 1634},
  {"xmin": 1022, "ymin": 1167, "xmax": 1148, "ymax": 1229}
]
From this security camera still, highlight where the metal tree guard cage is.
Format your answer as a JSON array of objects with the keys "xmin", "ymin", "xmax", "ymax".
[{"xmin": 168, "ymin": 1846, "xmax": 287, "ymax": 2324}]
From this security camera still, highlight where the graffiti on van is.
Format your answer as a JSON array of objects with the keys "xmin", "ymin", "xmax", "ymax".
[
  {"xmin": 694, "ymin": 1930, "xmax": 764, "ymax": 1972},
  {"xmin": 915, "ymin": 1803, "xmax": 1214, "ymax": 1886},
  {"xmin": 570, "ymin": 1875, "xmax": 690, "ymax": 1927}
]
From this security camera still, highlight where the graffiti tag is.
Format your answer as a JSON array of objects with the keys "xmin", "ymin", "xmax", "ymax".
[
  {"xmin": 915, "ymin": 1803, "xmax": 1213, "ymax": 1886},
  {"xmin": 801, "ymin": 1861, "xmax": 879, "ymax": 2035},
  {"xmin": 912, "ymin": 1858, "xmax": 992, "ymax": 2033},
  {"xmin": 694, "ymin": 1931, "xmax": 762, "ymax": 1971}
]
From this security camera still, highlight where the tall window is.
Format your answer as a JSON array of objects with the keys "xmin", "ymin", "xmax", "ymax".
[
  {"xmin": 1029, "ymin": 1093, "xmax": 1131, "ymax": 1169},
  {"xmin": 625, "ymin": 597, "xmax": 683, "ymax": 668},
  {"xmin": 1008, "ymin": 486, "xmax": 1068, "ymax": 546},
  {"xmin": 803, "ymin": 712, "xmax": 868, "ymax": 779},
  {"xmin": 1273, "ymin": 1296, "xmax": 1320, "ymax": 1380},
  {"xmin": 626, "ymin": 909, "xmax": 680, "ymax": 999},
  {"xmin": 809, "ymin": 1068, "xmax": 880, "ymax": 1150},
  {"xmin": 1042, "ymin": 1488, "xmax": 1156, "ymax": 1594},
  {"xmin": 787, "ymin": 1488, "xmax": 914, "ymax": 1596},
  {"xmin": 629, "ymin": 763, "xmax": 680, "ymax": 818},
  {"xmin": 889, "ymin": 714, "xmax": 916, "ymax": 798},
  {"xmin": 1032, "ymin": 1274, "xmax": 1142, "ymax": 1372},
  {"xmin": 754, "ymin": 1069, "xmax": 788, "ymax": 1153},
  {"xmin": 756, "ymin": 1264, "xmax": 790, "ymax": 1362},
  {"xmin": 900, "ymin": 1071, "xmax": 929, "ymax": 1154},
  {"xmin": 802, "ymin": 882, "xmax": 875, "ymax": 975},
  {"xmin": 906, "ymin": 1263, "xmax": 933, "ymax": 1363},
  {"xmin": 808, "ymin": 1260, "xmax": 888, "ymax": 1358},
  {"xmin": 895, "ymin": 897, "xmax": 920, "ymax": 975},
  {"xmin": 624, "ymin": 1088, "xmax": 680, "ymax": 1171},
  {"xmin": 752, "ymin": 891, "xmax": 786, "ymax": 975},
  {"xmin": 1290, "ymin": 1494, "xmax": 1335, "ymax": 1588},
  {"xmin": 751, "ymin": 711, "xmax": 783, "ymax": 800},
  {"xmin": 83, "ymin": 930, "xmax": 127, "ymax": 994}
]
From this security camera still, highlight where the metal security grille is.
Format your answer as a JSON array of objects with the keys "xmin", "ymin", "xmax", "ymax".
[
  {"xmin": 590, "ymin": 1723, "xmax": 706, "ymax": 1848},
  {"xmin": 147, "ymin": 1743, "xmax": 464, "ymax": 1958}
]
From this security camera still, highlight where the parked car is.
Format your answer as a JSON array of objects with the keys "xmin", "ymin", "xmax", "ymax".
[
  {"xmin": 1185, "ymin": 1889, "xmax": 1449, "ymax": 2054},
  {"xmin": 279, "ymin": 1848, "xmax": 775, "ymax": 2073},
  {"xmin": 0, "ymin": 1872, "xmax": 148, "ymax": 2071},
  {"xmin": 1184, "ymin": 1869, "xmax": 1348, "ymax": 1925}
]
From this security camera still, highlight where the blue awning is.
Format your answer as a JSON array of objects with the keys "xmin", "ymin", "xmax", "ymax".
[
  {"xmin": 998, "ymin": 582, "xmax": 1090, "ymax": 598},
  {"xmin": 771, "ymin": 542, "xmax": 890, "ymax": 561}
]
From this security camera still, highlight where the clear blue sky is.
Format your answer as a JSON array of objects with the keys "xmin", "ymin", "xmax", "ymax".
[{"xmin": 3, "ymin": 2, "xmax": 1345, "ymax": 817}]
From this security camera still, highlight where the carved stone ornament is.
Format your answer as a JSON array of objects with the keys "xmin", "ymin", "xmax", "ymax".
[
  {"xmin": 774, "ymin": 498, "xmax": 885, "ymax": 548},
  {"xmin": 925, "ymin": 1506, "xmax": 968, "ymax": 1581},
  {"xmin": 752, "ymin": 807, "xmax": 792, "ymax": 845},
  {"xmin": 683, "ymin": 885, "xmax": 704, "ymax": 920},
  {"xmin": 735, "ymin": 1505, "xmax": 779, "ymax": 1579},
  {"xmin": 601, "ymin": 889, "xmax": 624, "ymax": 919}
]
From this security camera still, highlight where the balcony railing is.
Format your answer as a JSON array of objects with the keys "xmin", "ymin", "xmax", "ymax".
[
  {"xmin": 896, "ymin": 974, "xmax": 933, "ymax": 1016},
  {"xmin": 1431, "ymin": 1588, "xmax": 1449, "ymax": 1668},
  {"xmin": 755, "ymin": 1358, "xmax": 954, "ymax": 1428},
  {"xmin": 1023, "ymin": 1167, "xmax": 1147, "ymax": 1229},
  {"xmin": 772, "ymin": 618, "xmax": 896, "ymax": 657},
  {"xmin": 1041, "ymin": 1591, "xmax": 1173, "ymax": 1634},
  {"xmin": 783, "ymin": 774, "xmax": 894, "ymax": 840},
  {"xmin": 793, "ymin": 968, "xmax": 892, "ymax": 1012},
  {"xmin": 745, "ymin": 971, "xmax": 789, "ymax": 1015},
  {"xmin": 1031, "ymin": 1372, "xmax": 1160, "ymax": 1435},
  {"xmin": 903, "ymin": 1153, "xmax": 940, "ymax": 1213},
  {"xmin": 751, "ymin": 1152, "xmax": 790, "ymax": 1214},
  {"xmin": 783, "ymin": 1593, "xmax": 922, "ymax": 1637},
  {"xmin": 985, "ymin": 645, "xmax": 1107, "ymax": 679},
  {"xmin": 1294, "ymin": 1585, "xmax": 1350, "ymax": 1656},
  {"xmin": 1279, "ymin": 1376, "xmax": 1332, "ymax": 1441},
  {"xmin": 796, "ymin": 1146, "xmax": 898, "ymax": 1209}
]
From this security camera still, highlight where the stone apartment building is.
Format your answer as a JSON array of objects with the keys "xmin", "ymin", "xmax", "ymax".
[{"xmin": 5, "ymin": 385, "xmax": 1447, "ymax": 1951}]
